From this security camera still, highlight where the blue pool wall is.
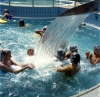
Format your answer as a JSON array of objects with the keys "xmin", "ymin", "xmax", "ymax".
[
  {"xmin": 0, "ymin": 3, "xmax": 100, "ymax": 27},
  {"xmin": 0, "ymin": 5, "xmax": 67, "ymax": 18},
  {"xmin": 84, "ymin": 13, "xmax": 100, "ymax": 27},
  {"xmin": 84, "ymin": 1, "xmax": 100, "ymax": 27}
]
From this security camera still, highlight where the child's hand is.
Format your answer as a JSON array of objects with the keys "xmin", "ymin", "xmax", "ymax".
[
  {"xmin": 28, "ymin": 64, "xmax": 35, "ymax": 69},
  {"xmin": 89, "ymin": 54, "xmax": 93, "ymax": 59},
  {"xmin": 85, "ymin": 51, "xmax": 90, "ymax": 59}
]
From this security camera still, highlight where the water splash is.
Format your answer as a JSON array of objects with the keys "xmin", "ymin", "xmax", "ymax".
[{"xmin": 34, "ymin": 14, "xmax": 89, "ymax": 68}]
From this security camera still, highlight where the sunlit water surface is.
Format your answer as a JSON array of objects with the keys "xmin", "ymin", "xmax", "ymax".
[{"xmin": 0, "ymin": 18, "xmax": 100, "ymax": 97}]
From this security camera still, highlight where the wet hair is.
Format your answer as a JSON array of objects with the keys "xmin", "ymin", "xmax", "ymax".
[
  {"xmin": 0, "ymin": 49, "xmax": 11, "ymax": 61},
  {"xmin": 70, "ymin": 53, "xmax": 80, "ymax": 64},
  {"xmin": 57, "ymin": 49, "xmax": 65, "ymax": 61},
  {"xmin": 18, "ymin": 19, "xmax": 25, "ymax": 27},
  {"xmin": 4, "ymin": 9, "xmax": 9, "ymax": 13},
  {"xmin": 70, "ymin": 45, "xmax": 77, "ymax": 52},
  {"xmin": 42, "ymin": 26, "xmax": 47, "ymax": 31},
  {"xmin": 27, "ymin": 48, "xmax": 34, "ymax": 55},
  {"xmin": 94, "ymin": 45, "xmax": 100, "ymax": 54}
]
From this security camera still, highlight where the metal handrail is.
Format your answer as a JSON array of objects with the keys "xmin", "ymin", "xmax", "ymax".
[{"xmin": 0, "ymin": 0, "xmax": 97, "ymax": 7}]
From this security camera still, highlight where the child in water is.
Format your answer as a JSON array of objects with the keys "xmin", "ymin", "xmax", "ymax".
[
  {"xmin": 27, "ymin": 48, "xmax": 34, "ymax": 56},
  {"xmin": 24, "ymin": 48, "xmax": 35, "ymax": 66},
  {"xmin": 18, "ymin": 19, "xmax": 26, "ymax": 27},
  {"xmin": 0, "ymin": 49, "xmax": 35, "ymax": 74},
  {"xmin": 57, "ymin": 53, "xmax": 80, "ymax": 76}
]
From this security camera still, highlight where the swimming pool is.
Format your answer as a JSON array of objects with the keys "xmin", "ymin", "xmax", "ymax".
[{"xmin": 0, "ymin": 18, "xmax": 100, "ymax": 97}]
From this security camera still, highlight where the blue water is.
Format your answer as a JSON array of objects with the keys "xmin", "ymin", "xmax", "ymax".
[{"xmin": 0, "ymin": 18, "xmax": 100, "ymax": 97}]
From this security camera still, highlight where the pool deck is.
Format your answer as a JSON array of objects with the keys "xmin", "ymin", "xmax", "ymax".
[
  {"xmin": 0, "ymin": 1, "xmax": 81, "ymax": 8},
  {"xmin": 71, "ymin": 83, "xmax": 100, "ymax": 97},
  {"xmin": 56, "ymin": 1, "xmax": 81, "ymax": 8}
]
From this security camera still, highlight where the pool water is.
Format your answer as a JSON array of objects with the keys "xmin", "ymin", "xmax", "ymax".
[{"xmin": 0, "ymin": 18, "xmax": 100, "ymax": 97}]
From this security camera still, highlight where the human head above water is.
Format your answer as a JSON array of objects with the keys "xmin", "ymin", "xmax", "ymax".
[
  {"xmin": 0, "ymin": 49, "xmax": 11, "ymax": 61},
  {"xmin": 70, "ymin": 45, "xmax": 78, "ymax": 52},
  {"xmin": 94, "ymin": 45, "xmax": 100, "ymax": 55},
  {"xmin": 27, "ymin": 48, "xmax": 34, "ymax": 56},
  {"xmin": 70, "ymin": 53, "xmax": 80, "ymax": 65},
  {"xmin": 18, "ymin": 19, "xmax": 25, "ymax": 27},
  {"xmin": 42, "ymin": 26, "xmax": 47, "ymax": 32}
]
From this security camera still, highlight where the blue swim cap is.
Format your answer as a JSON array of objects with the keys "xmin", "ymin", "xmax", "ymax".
[{"xmin": 70, "ymin": 53, "xmax": 80, "ymax": 64}]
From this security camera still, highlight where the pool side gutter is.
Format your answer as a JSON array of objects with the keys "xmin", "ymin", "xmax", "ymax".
[
  {"xmin": 71, "ymin": 83, "xmax": 100, "ymax": 97},
  {"xmin": 84, "ymin": 22, "xmax": 100, "ymax": 30}
]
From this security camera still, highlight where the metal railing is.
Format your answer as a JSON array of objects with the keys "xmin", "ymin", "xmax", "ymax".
[{"xmin": 0, "ymin": 0, "xmax": 92, "ymax": 7}]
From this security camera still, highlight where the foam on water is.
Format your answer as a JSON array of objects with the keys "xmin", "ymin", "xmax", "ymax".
[
  {"xmin": 0, "ymin": 18, "xmax": 100, "ymax": 97},
  {"xmin": 34, "ymin": 14, "xmax": 89, "ymax": 68}
]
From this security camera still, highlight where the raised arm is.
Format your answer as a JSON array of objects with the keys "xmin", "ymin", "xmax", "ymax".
[
  {"xmin": 89, "ymin": 54, "xmax": 100, "ymax": 65},
  {"xmin": 57, "ymin": 66, "xmax": 68, "ymax": 72},
  {"xmin": 65, "ymin": 52, "xmax": 71, "ymax": 59},
  {"xmin": 11, "ymin": 59, "xmax": 29, "ymax": 66},
  {"xmin": 35, "ymin": 30, "xmax": 43, "ymax": 37}
]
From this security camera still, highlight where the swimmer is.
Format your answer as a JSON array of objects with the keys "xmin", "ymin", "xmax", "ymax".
[
  {"xmin": 0, "ymin": 49, "xmax": 35, "ymax": 74},
  {"xmin": 86, "ymin": 45, "xmax": 100, "ymax": 65},
  {"xmin": 65, "ymin": 45, "xmax": 78, "ymax": 59},
  {"xmin": 55, "ymin": 48, "xmax": 66, "ymax": 61},
  {"xmin": 35, "ymin": 26, "xmax": 47, "ymax": 37},
  {"xmin": 2, "ymin": 9, "xmax": 13, "ymax": 20},
  {"xmin": 27, "ymin": 48, "xmax": 34, "ymax": 56},
  {"xmin": 18, "ymin": 19, "xmax": 26, "ymax": 27},
  {"xmin": 79, "ymin": 23, "xmax": 86, "ymax": 28},
  {"xmin": 54, "ymin": 43, "xmax": 68, "ymax": 61},
  {"xmin": 57, "ymin": 53, "xmax": 80, "ymax": 76}
]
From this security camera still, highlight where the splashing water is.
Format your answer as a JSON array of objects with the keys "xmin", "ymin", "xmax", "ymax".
[{"xmin": 34, "ymin": 13, "xmax": 89, "ymax": 68}]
